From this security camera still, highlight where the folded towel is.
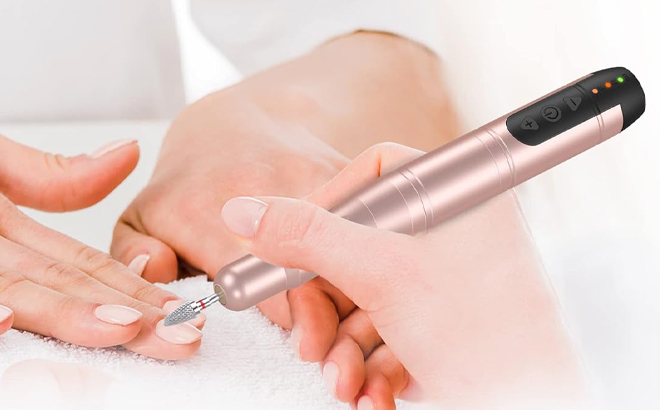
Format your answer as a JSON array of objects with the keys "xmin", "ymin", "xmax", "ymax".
[{"xmin": 0, "ymin": 276, "xmax": 425, "ymax": 410}]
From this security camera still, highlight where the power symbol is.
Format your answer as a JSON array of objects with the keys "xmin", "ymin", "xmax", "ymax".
[{"xmin": 541, "ymin": 106, "xmax": 562, "ymax": 122}]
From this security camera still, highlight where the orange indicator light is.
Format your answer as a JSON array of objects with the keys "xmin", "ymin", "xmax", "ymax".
[
  {"xmin": 605, "ymin": 82, "xmax": 612, "ymax": 88},
  {"xmin": 592, "ymin": 88, "xmax": 599, "ymax": 94}
]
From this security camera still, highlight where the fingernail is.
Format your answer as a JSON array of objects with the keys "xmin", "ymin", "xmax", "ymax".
[
  {"xmin": 127, "ymin": 254, "xmax": 150, "ymax": 276},
  {"xmin": 357, "ymin": 396, "xmax": 374, "ymax": 410},
  {"xmin": 221, "ymin": 196, "xmax": 268, "ymax": 238},
  {"xmin": 0, "ymin": 305, "xmax": 13, "ymax": 323},
  {"xmin": 94, "ymin": 305, "xmax": 143, "ymax": 326},
  {"xmin": 322, "ymin": 362, "xmax": 339, "ymax": 397},
  {"xmin": 290, "ymin": 326, "xmax": 303, "ymax": 360},
  {"xmin": 163, "ymin": 300, "xmax": 206, "ymax": 327},
  {"xmin": 156, "ymin": 319, "xmax": 202, "ymax": 345},
  {"xmin": 89, "ymin": 139, "xmax": 137, "ymax": 159}
]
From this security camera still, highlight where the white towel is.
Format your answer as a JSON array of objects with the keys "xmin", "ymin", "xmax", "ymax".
[{"xmin": 0, "ymin": 275, "xmax": 426, "ymax": 410}]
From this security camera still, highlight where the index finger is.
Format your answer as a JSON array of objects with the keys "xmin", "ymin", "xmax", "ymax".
[
  {"xmin": 305, "ymin": 142, "xmax": 424, "ymax": 208},
  {"xmin": 0, "ymin": 201, "xmax": 179, "ymax": 309}
]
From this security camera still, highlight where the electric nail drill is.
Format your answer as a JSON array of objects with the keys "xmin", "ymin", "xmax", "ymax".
[{"xmin": 165, "ymin": 66, "xmax": 645, "ymax": 326}]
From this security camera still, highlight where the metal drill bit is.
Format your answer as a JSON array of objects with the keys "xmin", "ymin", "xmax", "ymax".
[{"xmin": 163, "ymin": 292, "xmax": 221, "ymax": 326}]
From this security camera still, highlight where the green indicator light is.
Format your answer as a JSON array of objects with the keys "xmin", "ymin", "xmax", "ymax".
[{"xmin": 617, "ymin": 76, "xmax": 625, "ymax": 83}]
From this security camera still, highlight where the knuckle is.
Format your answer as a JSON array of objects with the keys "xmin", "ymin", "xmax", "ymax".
[
  {"xmin": 60, "ymin": 271, "xmax": 93, "ymax": 291},
  {"xmin": 53, "ymin": 296, "xmax": 83, "ymax": 333},
  {"xmin": 0, "ymin": 269, "xmax": 27, "ymax": 296},
  {"xmin": 44, "ymin": 261, "xmax": 79, "ymax": 279},
  {"xmin": 130, "ymin": 282, "xmax": 164, "ymax": 304},
  {"xmin": 43, "ymin": 152, "xmax": 71, "ymax": 173},
  {"xmin": 74, "ymin": 245, "xmax": 120, "ymax": 273},
  {"xmin": 274, "ymin": 202, "xmax": 326, "ymax": 253},
  {"xmin": 43, "ymin": 262, "xmax": 91, "ymax": 289},
  {"xmin": 41, "ymin": 153, "xmax": 80, "ymax": 211}
]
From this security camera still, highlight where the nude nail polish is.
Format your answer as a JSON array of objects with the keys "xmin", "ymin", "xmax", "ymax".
[
  {"xmin": 94, "ymin": 305, "xmax": 143, "ymax": 326},
  {"xmin": 290, "ymin": 326, "xmax": 303, "ymax": 360},
  {"xmin": 0, "ymin": 305, "xmax": 13, "ymax": 323},
  {"xmin": 357, "ymin": 396, "xmax": 374, "ymax": 410},
  {"xmin": 89, "ymin": 139, "xmax": 136, "ymax": 159},
  {"xmin": 163, "ymin": 300, "xmax": 206, "ymax": 327},
  {"xmin": 322, "ymin": 362, "xmax": 339, "ymax": 397},
  {"xmin": 221, "ymin": 196, "xmax": 268, "ymax": 238},
  {"xmin": 127, "ymin": 254, "xmax": 150, "ymax": 276},
  {"xmin": 156, "ymin": 319, "xmax": 202, "ymax": 345}
]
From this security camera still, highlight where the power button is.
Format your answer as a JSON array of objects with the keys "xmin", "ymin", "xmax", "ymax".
[{"xmin": 541, "ymin": 105, "xmax": 562, "ymax": 122}]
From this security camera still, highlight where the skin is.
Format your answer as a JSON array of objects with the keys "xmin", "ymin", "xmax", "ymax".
[
  {"xmin": 0, "ymin": 134, "xmax": 202, "ymax": 360},
  {"xmin": 222, "ymin": 143, "xmax": 587, "ymax": 410},
  {"xmin": 110, "ymin": 31, "xmax": 457, "ymax": 404}
]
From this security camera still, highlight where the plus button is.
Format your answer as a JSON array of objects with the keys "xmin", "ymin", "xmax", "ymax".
[{"xmin": 520, "ymin": 116, "xmax": 539, "ymax": 131}]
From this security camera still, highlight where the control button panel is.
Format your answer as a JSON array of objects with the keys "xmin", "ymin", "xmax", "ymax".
[
  {"xmin": 506, "ymin": 68, "xmax": 640, "ymax": 145},
  {"xmin": 506, "ymin": 85, "xmax": 597, "ymax": 146}
]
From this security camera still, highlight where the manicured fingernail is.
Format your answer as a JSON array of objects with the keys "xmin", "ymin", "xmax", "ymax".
[
  {"xmin": 322, "ymin": 362, "xmax": 339, "ymax": 397},
  {"xmin": 221, "ymin": 196, "xmax": 268, "ymax": 238},
  {"xmin": 0, "ymin": 305, "xmax": 13, "ymax": 323},
  {"xmin": 357, "ymin": 396, "xmax": 374, "ymax": 410},
  {"xmin": 89, "ymin": 139, "xmax": 136, "ymax": 159},
  {"xmin": 290, "ymin": 326, "xmax": 303, "ymax": 360},
  {"xmin": 163, "ymin": 300, "xmax": 206, "ymax": 327},
  {"xmin": 127, "ymin": 254, "xmax": 150, "ymax": 276},
  {"xmin": 156, "ymin": 319, "xmax": 202, "ymax": 345},
  {"xmin": 94, "ymin": 305, "xmax": 143, "ymax": 326}
]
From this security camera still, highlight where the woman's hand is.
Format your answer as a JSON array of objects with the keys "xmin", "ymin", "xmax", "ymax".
[
  {"xmin": 0, "ymin": 134, "xmax": 203, "ymax": 360},
  {"xmin": 219, "ymin": 143, "xmax": 586, "ymax": 410},
  {"xmin": 110, "ymin": 31, "xmax": 454, "ymax": 376}
]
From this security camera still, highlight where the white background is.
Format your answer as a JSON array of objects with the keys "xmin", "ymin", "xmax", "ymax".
[{"xmin": 0, "ymin": 0, "xmax": 658, "ymax": 409}]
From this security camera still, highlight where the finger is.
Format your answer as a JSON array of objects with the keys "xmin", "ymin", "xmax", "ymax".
[
  {"xmin": 251, "ymin": 145, "xmax": 416, "ymax": 330},
  {"xmin": 0, "ymin": 305, "xmax": 13, "ymax": 336},
  {"xmin": 305, "ymin": 142, "xmax": 424, "ymax": 209},
  {"xmin": 0, "ymin": 269, "xmax": 142, "ymax": 347},
  {"xmin": 287, "ymin": 278, "xmax": 339, "ymax": 363},
  {"xmin": 323, "ymin": 309, "xmax": 384, "ymax": 402},
  {"xmin": 256, "ymin": 267, "xmax": 356, "ymax": 331},
  {"xmin": 0, "ymin": 245, "xmax": 203, "ymax": 360},
  {"xmin": 355, "ymin": 373, "xmax": 395, "ymax": 410},
  {"xmin": 256, "ymin": 292, "xmax": 293, "ymax": 329},
  {"xmin": 356, "ymin": 344, "xmax": 410, "ymax": 410},
  {"xmin": 4, "ymin": 268, "xmax": 202, "ymax": 359},
  {"xmin": 0, "ymin": 233, "xmax": 205, "ymax": 342},
  {"xmin": 0, "ymin": 135, "xmax": 139, "ymax": 212},
  {"xmin": 0, "ymin": 202, "xmax": 180, "ymax": 309},
  {"xmin": 221, "ymin": 195, "xmax": 413, "ymax": 311},
  {"xmin": 111, "ymin": 217, "xmax": 179, "ymax": 284},
  {"xmin": 127, "ymin": 254, "xmax": 151, "ymax": 276},
  {"xmin": 256, "ymin": 143, "xmax": 420, "ymax": 329},
  {"xmin": 323, "ymin": 337, "xmax": 365, "ymax": 404}
]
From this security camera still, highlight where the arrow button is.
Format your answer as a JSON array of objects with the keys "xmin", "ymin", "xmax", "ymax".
[
  {"xmin": 520, "ymin": 116, "xmax": 539, "ymax": 131},
  {"xmin": 563, "ymin": 96, "xmax": 582, "ymax": 111}
]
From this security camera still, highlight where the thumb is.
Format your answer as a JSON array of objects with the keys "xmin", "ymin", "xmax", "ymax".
[
  {"xmin": 111, "ymin": 216, "xmax": 179, "ymax": 284},
  {"xmin": 221, "ymin": 196, "xmax": 411, "ymax": 310},
  {"xmin": 0, "ymin": 135, "xmax": 139, "ymax": 212}
]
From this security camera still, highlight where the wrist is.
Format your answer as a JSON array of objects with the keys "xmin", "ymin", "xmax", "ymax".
[{"xmin": 238, "ymin": 31, "xmax": 461, "ymax": 157}]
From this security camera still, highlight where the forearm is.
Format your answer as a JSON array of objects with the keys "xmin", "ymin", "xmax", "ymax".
[{"xmin": 236, "ymin": 31, "xmax": 460, "ymax": 158}]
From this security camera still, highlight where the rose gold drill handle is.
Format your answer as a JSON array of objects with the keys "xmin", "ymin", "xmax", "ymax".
[{"xmin": 214, "ymin": 67, "xmax": 644, "ymax": 311}]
